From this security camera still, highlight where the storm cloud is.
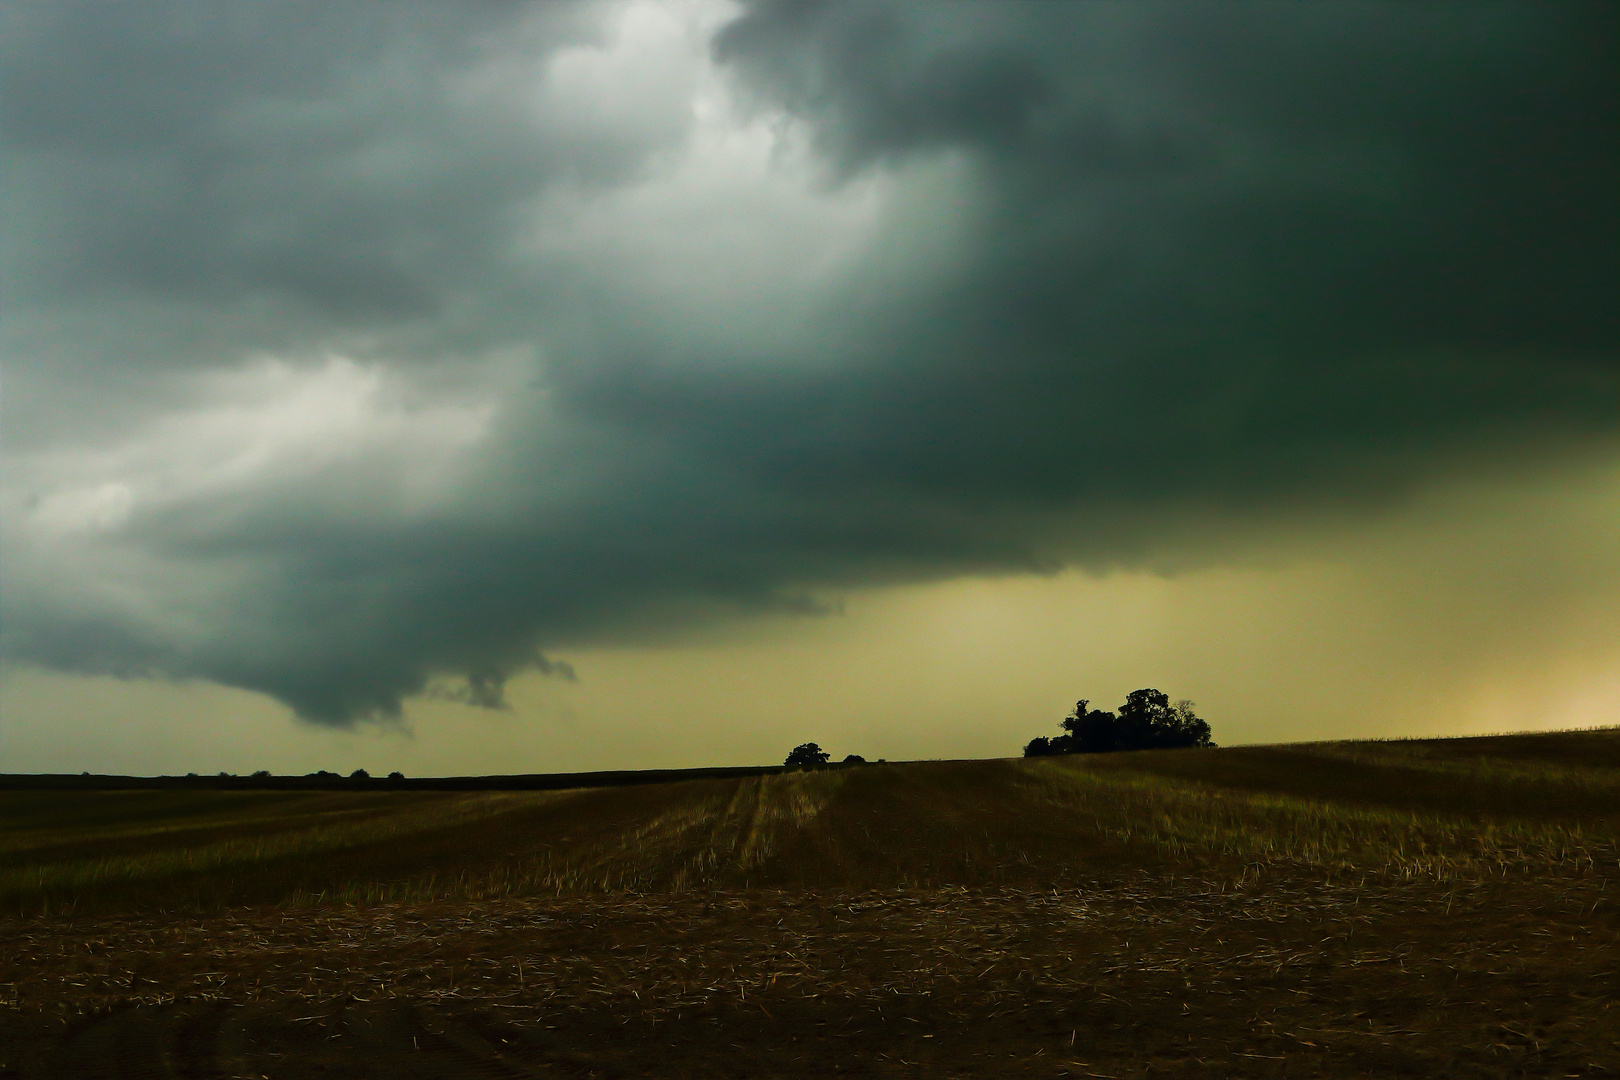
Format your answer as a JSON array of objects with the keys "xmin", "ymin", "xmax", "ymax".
[{"xmin": 3, "ymin": 0, "xmax": 1616, "ymax": 723}]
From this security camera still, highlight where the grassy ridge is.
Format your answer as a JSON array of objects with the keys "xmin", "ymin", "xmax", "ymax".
[{"xmin": 5, "ymin": 729, "xmax": 1617, "ymax": 915}]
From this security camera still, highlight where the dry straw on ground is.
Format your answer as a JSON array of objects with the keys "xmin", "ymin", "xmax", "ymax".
[{"xmin": 2, "ymin": 730, "xmax": 1617, "ymax": 1076}]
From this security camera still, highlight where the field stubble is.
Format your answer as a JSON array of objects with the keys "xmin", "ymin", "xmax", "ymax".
[{"xmin": 1, "ymin": 730, "xmax": 1617, "ymax": 1077}]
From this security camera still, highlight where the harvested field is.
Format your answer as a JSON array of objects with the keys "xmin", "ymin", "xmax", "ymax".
[{"xmin": 2, "ymin": 730, "xmax": 1618, "ymax": 1077}]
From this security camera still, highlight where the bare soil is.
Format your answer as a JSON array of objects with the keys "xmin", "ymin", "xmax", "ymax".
[
  {"xmin": 4, "ymin": 873, "xmax": 1615, "ymax": 1077},
  {"xmin": 3, "ymin": 734, "xmax": 1617, "ymax": 1077}
]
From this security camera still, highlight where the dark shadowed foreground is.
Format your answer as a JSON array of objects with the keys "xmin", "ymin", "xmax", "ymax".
[{"xmin": 3, "ymin": 731, "xmax": 1617, "ymax": 1077}]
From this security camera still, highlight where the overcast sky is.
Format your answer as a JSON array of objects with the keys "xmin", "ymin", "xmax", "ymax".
[{"xmin": 2, "ymin": 1, "xmax": 1616, "ymax": 773}]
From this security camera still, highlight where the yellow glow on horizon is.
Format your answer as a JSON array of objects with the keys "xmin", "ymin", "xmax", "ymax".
[{"xmin": 4, "ymin": 460, "xmax": 1618, "ymax": 775}]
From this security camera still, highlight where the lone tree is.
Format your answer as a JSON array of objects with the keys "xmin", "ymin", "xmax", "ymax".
[
  {"xmin": 1025, "ymin": 690, "xmax": 1214, "ymax": 756},
  {"xmin": 785, "ymin": 742, "xmax": 831, "ymax": 767}
]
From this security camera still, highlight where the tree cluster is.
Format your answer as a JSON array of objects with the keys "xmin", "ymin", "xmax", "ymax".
[
  {"xmin": 784, "ymin": 743, "xmax": 869, "ymax": 768},
  {"xmin": 785, "ymin": 743, "xmax": 830, "ymax": 767},
  {"xmin": 1024, "ymin": 689, "xmax": 1215, "ymax": 757}
]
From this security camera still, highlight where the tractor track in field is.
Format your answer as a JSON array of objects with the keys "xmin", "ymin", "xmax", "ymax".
[{"xmin": 5, "ymin": 738, "xmax": 1620, "ymax": 1075}]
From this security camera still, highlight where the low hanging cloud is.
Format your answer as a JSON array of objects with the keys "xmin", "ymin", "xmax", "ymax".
[{"xmin": 2, "ymin": 0, "xmax": 1616, "ymax": 724}]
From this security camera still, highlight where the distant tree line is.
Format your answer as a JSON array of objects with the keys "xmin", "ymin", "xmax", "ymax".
[
  {"xmin": 241, "ymin": 769, "xmax": 405, "ymax": 780},
  {"xmin": 1025, "ymin": 689, "xmax": 1215, "ymax": 757}
]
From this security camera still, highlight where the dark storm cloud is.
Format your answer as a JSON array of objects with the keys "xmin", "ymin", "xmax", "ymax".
[
  {"xmin": 3, "ymin": 1, "xmax": 1616, "ymax": 723},
  {"xmin": 1, "ymin": 0, "xmax": 666, "ymax": 378},
  {"xmin": 702, "ymin": 0, "xmax": 1618, "ymax": 498}
]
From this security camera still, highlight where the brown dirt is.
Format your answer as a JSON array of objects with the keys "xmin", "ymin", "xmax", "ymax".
[
  {"xmin": 4, "ymin": 733, "xmax": 1618, "ymax": 1076},
  {"xmin": 3, "ymin": 873, "xmax": 1615, "ymax": 1078}
]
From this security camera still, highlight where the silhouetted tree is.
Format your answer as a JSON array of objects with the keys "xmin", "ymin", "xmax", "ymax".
[
  {"xmin": 1113, "ymin": 689, "xmax": 1214, "ymax": 750},
  {"xmin": 785, "ymin": 743, "xmax": 831, "ymax": 767},
  {"xmin": 251, "ymin": 770, "xmax": 271, "ymax": 778},
  {"xmin": 1059, "ymin": 698, "xmax": 1120, "ymax": 753},
  {"xmin": 842, "ymin": 754, "xmax": 866, "ymax": 764},
  {"xmin": 1165, "ymin": 698, "xmax": 1213, "ymax": 749},
  {"xmin": 350, "ymin": 768, "xmax": 369, "ymax": 779},
  {"xmin": 1024, "ymin": 690, "xmax": 1214, "ymax": 756},
  {"xmin": 388, "ymin": 771, "xmax": 405, "ymax": 780},
  {"xmin": 1112, "ymin": 688, "xmax": 1166, "ymax": 750}
]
